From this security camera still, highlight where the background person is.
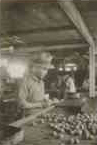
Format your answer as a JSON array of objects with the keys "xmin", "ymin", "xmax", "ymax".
[{"xmin": 64, "ymin": 72, "xmax": 76, "ymax": 99}]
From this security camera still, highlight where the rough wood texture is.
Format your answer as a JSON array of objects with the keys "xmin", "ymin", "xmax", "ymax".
[
  {"xmin": 10, "ymin": 105, "xmax": 55, "ymax": 127},
  {"xmin": 58, "ymin": 0, "xmax": 95, "ymax": 47},
  {"xmin": 89, "ymin": 47, "xmax": 96, "ymax": 97},
  {"xmin": 1, "ymin": 43, "xmax": 89, "ymax": 54}
]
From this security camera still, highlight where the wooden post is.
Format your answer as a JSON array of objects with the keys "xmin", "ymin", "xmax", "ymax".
[{"xmin": 89, "ymin": 47, "xmax": 96, "ymax": 97}]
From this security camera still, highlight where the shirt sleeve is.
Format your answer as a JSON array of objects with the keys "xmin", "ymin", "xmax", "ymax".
[{"xmin": 19, "ymin": 74, "xmax": 29, "ymax": 105}]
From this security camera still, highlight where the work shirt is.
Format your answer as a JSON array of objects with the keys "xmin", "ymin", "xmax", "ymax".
[
  {"xmin": 19, "ymin": 73, "xmax": 45, "ymax": 106},
  {"xmin": 65, "ymin": 77, "xmax": 76, "ymax": 93},
  {"xmin": 82, "ymin": 79, "xmax": 89, "ymax": 91}
]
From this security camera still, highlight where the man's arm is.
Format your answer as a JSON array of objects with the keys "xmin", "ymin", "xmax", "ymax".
[{"xmin": 19, "ymin": 75, "xmax": 33, "ymax": 109}]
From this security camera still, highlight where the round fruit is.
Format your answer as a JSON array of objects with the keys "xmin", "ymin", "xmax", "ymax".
[
  {"xmin": 70, "ymin": 130, "xmax": 75, "ymax": 135},
  {"xmin": 70, "ymin": 138, "xmax": 75, "ymax": 144},
  {"xmin": 53, "ymin": 131, "xmax": 58, "ymax": 138},
  {"xmin": 59, "ymin": 133, "xmax": 64, "ymax": 140},
  {"xmin": 75, "ymin": 138, "xmax": 80, "ymax": 144},
  {"xmin": 84, "ymin": 130, "xmax": 90, "ymax": 139},
  {"xmin": 89, "ymin": 134, "xmax": 94, "ymax": 140},
  {"xmin": 49, "ymin": 123, "xmax": 54, "ymax": 128},
  {"xmin": 92, "ymin": 128, "xmax": 96, "ymax": 135},
  {"xmin": 77, "ymin": 129, "xmax": 83, "ymax": 137},
  {"xmin": 48, "ymin": 118, "xmax": 52, "ymax": 122},
  {"xmin": 40, "ymin": 119, "xmax": 45, "ymax": 124},
  {"xmin": 60, "ymin": 128, "xmax": 65, "ymax": 133}
]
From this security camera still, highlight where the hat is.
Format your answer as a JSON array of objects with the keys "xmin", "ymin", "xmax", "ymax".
[{"xmin": 29, "ymin": 52, "xmax": 54, "ymax": 69}]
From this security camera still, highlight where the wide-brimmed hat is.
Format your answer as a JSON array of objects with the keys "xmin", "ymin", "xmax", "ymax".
[{"xmin": 29, "ymin": 52, "xmax": 54, "ymax": 69}]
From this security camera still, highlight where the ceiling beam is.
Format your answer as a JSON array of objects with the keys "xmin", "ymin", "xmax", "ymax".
[
  {"xmin": 26, "ymin": 39, "xmax": 85, "ymax": 47},
  {"xmin": 58, "ymin": 0, "xmax": 95, "ymax": 47},
  {"xmin": 1, "ymin": 0, "xmax": 57, "ymax": 3},
  {"xmin": 0, "ymin": 29, "xmax": 82, "ymax": 48},
  {"xmin": 0, "ymin": 39, "xmax": 85, "ymax": 48},
  {"xmin": 0, "ymin": 43, "xmax": 89, "ymax": 55},
  {"xmin": 0, "ymin": 25, "xmax": 75, "ymax": 36}
]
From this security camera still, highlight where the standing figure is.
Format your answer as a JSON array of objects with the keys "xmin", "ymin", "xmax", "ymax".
[
  {"xmin": 64, "ymin": 72, "xmax": 76, "ymax": 99},
  {"xmin": 19, "ymin": 52, "xmax": 53, "ymax": 114}
]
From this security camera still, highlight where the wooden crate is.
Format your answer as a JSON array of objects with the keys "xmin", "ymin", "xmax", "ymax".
[{"xmin": 0, "ymin": 125, "xmax": 24, "ymax": 145}]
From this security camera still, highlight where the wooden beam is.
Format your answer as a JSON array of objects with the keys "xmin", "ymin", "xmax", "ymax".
[
  {"xmin": 0, "ymin": 29, "xmax": 82, "ymax": 48},
  {"xmin": 29, "ymin": 39, "xmax": 85, "ymax": 47},
  {"xmin": 89, "ymin": 47, "xmax": 96, "ymax": 97},
  {"xmin": 10, "ymin": 100, "xmax": 64, "ymax": 127},
  {"xmin": 58, "ymin": 0, "xmax": 95, "ymax": 47},
  {"xmin": 10, "ymin": 105, "xmax": 55, "ymax": 127},
  {"xmin": 0, "ymin": 43, "xmax": 89, "ymax": 54},
  {"xmin": 0, "ymin": 26, "xmax": 75, "ymax": 36},
  {"xmin": 1, "ymin": 0, "xmax": 57, "ymax": 3},
  {"xmin": 0, "ymin": 39, "xmax": 85, "ymax": 49}
]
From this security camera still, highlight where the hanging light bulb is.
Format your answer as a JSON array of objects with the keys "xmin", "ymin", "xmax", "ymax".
[
  {"xmin": 59, "ymin": 67, "xmax": 63, "ymax": 71},
  {"xmin": 73, "ymin": 66, "xmax": 77, "ymax": 71},
  {"xmin": 65, "ymin": 67, "xmax": 71, "ymax": 72}
]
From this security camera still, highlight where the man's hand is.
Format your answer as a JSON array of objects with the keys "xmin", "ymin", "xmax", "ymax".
[
  {"xmin": 21, "ymin": 99, "xmax": 43, "ymax": 109},
  {"xmin": 41, "ymin": 99, "xmax": 52, "ymax": 108},
  {"xmin": 23, "ymin": 102, "xmax": 33, "ymax": 109},
  {"xmin": 52, "ymin": 98, "xmax": 59, "ymax": 104},
  {"xmin": 32, "ymin": 102, "xmax": 43, "ymax": 108}
]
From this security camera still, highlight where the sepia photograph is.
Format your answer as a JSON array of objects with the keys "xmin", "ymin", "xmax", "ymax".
[{"xmin": 0, "ymin": 0, "xmax": 97, "ymax": 144}]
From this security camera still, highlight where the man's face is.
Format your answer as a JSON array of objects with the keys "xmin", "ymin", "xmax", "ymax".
[{"xmin": 32, "ymin": 65, "xmax": 48, "ymax": 79}]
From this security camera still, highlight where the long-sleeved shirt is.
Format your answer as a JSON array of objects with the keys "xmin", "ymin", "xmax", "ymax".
[{"xmin": 19, "ymin": 73, "xmax": 45, "ymax": 107}]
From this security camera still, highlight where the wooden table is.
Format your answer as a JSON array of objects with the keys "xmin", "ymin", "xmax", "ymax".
[
  {"xmin": 9, "ymin": 97, "xmax": 97, "ymax": 145},
  {"xmin": 20, "ymin": 106, "xmax": 97, "ymax": 145}
]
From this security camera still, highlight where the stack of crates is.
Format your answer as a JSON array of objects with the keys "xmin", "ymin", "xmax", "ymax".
[{"xmin": 0, "ymin": 81, "xmax": 24, "ymax": 125}]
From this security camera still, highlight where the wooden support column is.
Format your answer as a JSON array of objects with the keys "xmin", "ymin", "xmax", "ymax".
[{"xmin": 89, "ymin": 47, "xmax": 96, "ymax": 97}]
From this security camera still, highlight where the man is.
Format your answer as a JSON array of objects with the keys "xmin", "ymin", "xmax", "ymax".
[
  {"xmin": 19, "ymin": 52, "xmax": 53, "ymax": 110},
  {"xmin": 63, "ymin": 72, "xmax": 76, "ymax": 99}
]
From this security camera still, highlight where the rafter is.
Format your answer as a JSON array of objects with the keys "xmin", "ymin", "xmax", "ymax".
[
  {"xmin": 0, "ymin": 25, "xmax": 75, "ymax": 36},
  {"xmin": 58, "ymin": 0, "xmax": 95, "ymax": 47},
  {"xmin": 0, "ymin": 43, "xmax": 88, "ymax": 55}
]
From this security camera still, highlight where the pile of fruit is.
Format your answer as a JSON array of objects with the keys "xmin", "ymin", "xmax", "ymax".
[{"xmin": 38, "ymin": 112, "xmax": 97, "ymax": 144}]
